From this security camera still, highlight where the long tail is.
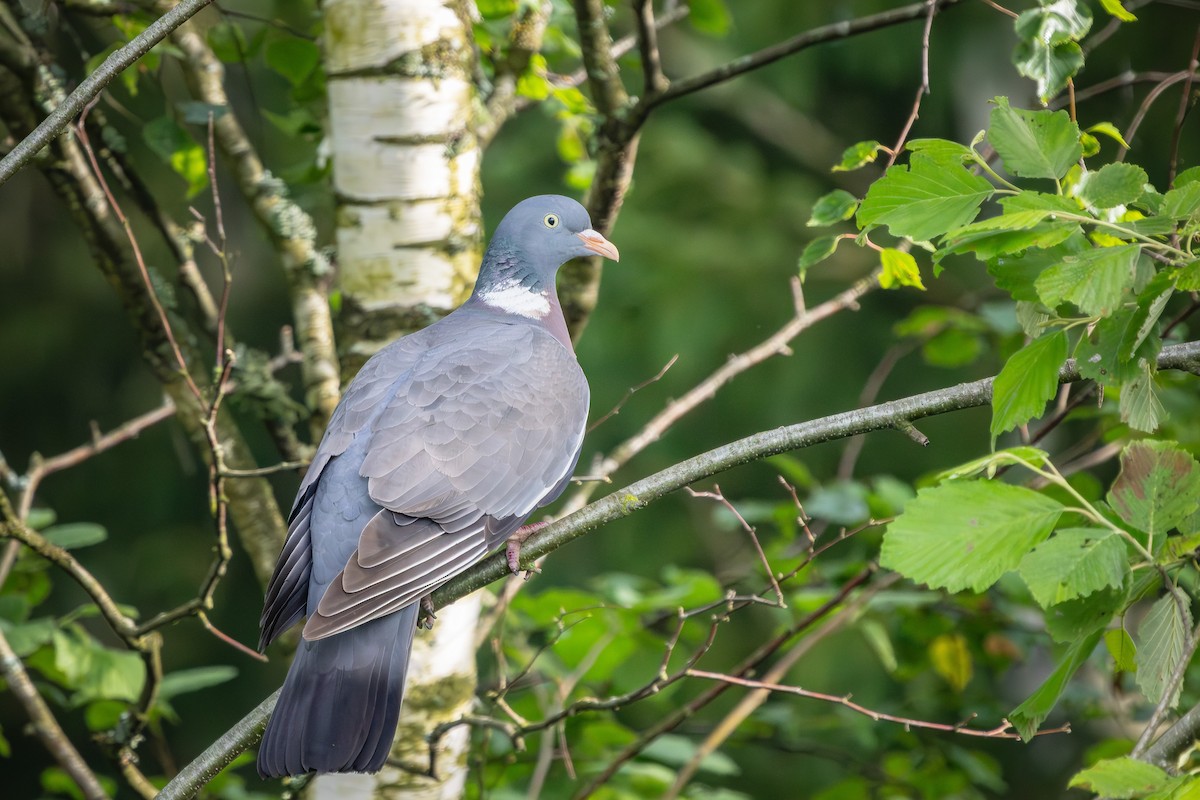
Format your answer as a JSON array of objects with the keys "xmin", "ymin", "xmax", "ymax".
[{"xmin": 257, "ymin": 604, "xmax": 419, "ymax": 777}]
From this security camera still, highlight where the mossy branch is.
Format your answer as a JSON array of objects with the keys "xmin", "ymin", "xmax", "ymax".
[{"xmin": 157, "ymin": 339, "xmax": 1200, "ymax": 800}]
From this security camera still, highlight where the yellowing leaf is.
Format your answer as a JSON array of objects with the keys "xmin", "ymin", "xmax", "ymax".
[
  {"xmin": 879, "ymin": 248, "xmax": 925, "ymax": 290},
  {"xmin": 930, "ymin": 633, "xmax": 973, "ymax": 691}
]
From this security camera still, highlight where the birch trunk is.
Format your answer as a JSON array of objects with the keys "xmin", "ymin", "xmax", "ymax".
[{"xmin": 311, "ymin": 0, "xmax": 483, "ymax": 797}]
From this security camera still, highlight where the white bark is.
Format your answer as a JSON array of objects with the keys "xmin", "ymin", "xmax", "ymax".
[
  {"xmin": 324, "ymin": 0, "xmax": 483, "ymax": 366},
  {"xmin": 311, "ymin": 1, "xmax": 485, "ymax": 797}
]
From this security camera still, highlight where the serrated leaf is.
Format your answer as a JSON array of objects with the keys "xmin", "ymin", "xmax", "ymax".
[
  {"xmin": 905, "ymin": 138, "xmax": 975, "ymax": 161},
  {"xmin": 1161, "ymin": 183, "xmax": 1200, "ymax": 220},
  {"xmin": 1045, "ymin": 585, "xmax": 1125, "ymax": 643},
  {"xmin": 797, "ymin": 236, "xmax": 842, "ymax": 275},
  {"xmin": 930, "ymin": 633, "xmax": 973, "ymax": 691},
  {"xmin": 832, "ymin": 140, "xmax": 883, "ymax": 172},
  {"xmin": 1107, "ymin": 441, "xmax": 1200, "ymax": 539},
  {"xmin": 1105, "ymin": 628, "xmax": 1137, "ymax": 672},
  {"xmin": 1077, "ymin": 308, "xmax": 1159, "ymax": 386},
  {"xmin": 879, "ymin": 248, "xmax": 925, "ymax": 290},
  {"xmin": 1097, "ymin": 0, "xmax": 1137, "ymax": 21},
  {"xmin": 41, "ymin": 523, "xmax": 107, "ymax": 550},
  {"xmin": 990, "ymin": 329, "xmax": 1068, "ymax": 439},
  {"xmin": 1034, "ymin": 243, "xmax": 1139, "ymax": 316},
  {"xmin": 51, "ymin": 628, "xmax": 145, "ymax": 704},
  {"xmin": 1136, "ymin": 592, "xmax": 1192, "ymax": 707},
  {"xmin": 988, "ymin": 97, "xmax": 1081, "ymax": 180},
  {"xmin": 807, "ymin": 190, "xmax": 859, "ymax": 226},
  {"xmin": 265, "ymin": 38, "xmax": 321, "ymax": 87},
  {"xmin": 1014, "ymin": 38, "xmax": 1085, "ymax": 103},
  {"xmin": 1120, "ymin": 361, "xmax": 1166, "ymax": 433},
  {"xmin": 1070, "ymin": 758, "xmax": 1171, "ymax": 798},
  {"xmin": 1019, "ymin": 528, "xmax": 1129, "ymax": 608},
  {"xmin": 1087, "ymin": 121, "xmax": 1131, "ymax": 149},
  {"xmin": 857, "ymin": 154, "xmax": 994, "ymax": 241},
  {"xmin": 1077, "ymin": 163, "xmax": 1149, "ymax": 209},
  {"xmin": 1010, "ymin": 630, "xmax": 1102, "ymax": 740},
  {"xmin": 881, "ymin": 481, "xmax": 1063, "ymax": 593}
]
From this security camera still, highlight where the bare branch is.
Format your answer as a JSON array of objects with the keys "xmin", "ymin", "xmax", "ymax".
[
  {"xmin": 1167, "ymin": 27, "xmax": 1200, "ymax": 188},
  {"xmin": 885, "ymin": 0, "xmax": 939, "ymax": 167},
  {"xmin": 632, "ymin": 0, "xmax": 964, "ymax": 123},
  {"xmin": 686, "ymin": 485, "xmax": 785, "ymax": 607},
  {"xmin": 633, "ymin": 0, "xmax": 668, "ymax": 95},
  {"xmin": 684, "ymin": 671, "xmax": 1071, "ymax": 740},
  {"xmin": 0, "ymin": 0, "xmax": 216, "ymax": 186},
  {"xmin": 1117, "ymin": 69, "xmax": 1200, "ymax": 162}
]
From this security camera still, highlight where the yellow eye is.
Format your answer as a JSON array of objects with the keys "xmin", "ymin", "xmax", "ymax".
[{"xmin": 543, "ymin": 213, "xmax": 560, "ymax": 228}]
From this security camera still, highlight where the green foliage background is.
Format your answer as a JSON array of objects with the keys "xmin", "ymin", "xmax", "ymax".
[{"xmin": 1, "ymin": 0, "xmax": 1199, "ymax": 798}]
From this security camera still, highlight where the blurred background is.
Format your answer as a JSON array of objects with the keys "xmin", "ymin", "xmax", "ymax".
[{"xmin": 2, "ymin": 0, "xmax": 1198, "ymax": 797}]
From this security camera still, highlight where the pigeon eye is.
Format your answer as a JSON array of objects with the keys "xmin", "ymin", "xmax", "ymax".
[{"xmin": 543, "ymin": 214, "xmax": 559, "ymax": 228}]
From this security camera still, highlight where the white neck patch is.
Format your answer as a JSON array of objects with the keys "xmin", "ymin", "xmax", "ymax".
[{"xmin": 479, "ymin": 279, "xmax": 552, "ymax": 318}]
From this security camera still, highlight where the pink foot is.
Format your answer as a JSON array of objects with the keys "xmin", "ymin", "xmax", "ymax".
[{"xmin": 506, "ymin": 521, "xmax": 549, "ymax": 577}]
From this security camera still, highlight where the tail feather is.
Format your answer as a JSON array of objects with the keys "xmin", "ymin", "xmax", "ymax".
[{"xmin": 257, "ymin": 604, "xmax": 419, "ymax": 777}]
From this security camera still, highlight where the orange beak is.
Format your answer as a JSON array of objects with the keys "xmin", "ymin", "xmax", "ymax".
[{"xmin": 577, "ymin": 229, "xmax": 620, "ymax": 262}]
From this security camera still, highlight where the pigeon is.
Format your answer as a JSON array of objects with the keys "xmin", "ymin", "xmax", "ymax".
[{"xmin": 256, "ymin": 195, "xmax": 618, "ymax": 777}]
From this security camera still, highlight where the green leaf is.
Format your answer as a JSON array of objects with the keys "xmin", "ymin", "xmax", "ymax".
[
  {"xmin": 905, "ymin": 138, "xmax": 975, "ymax": 161},
  {"xmin": 987, "ymin": 97, "xmax": 1081, "ymax": 180},
  {"xmin": 1120, "ymin": 361, "xmax": 1166, "ymax": 433},
  {"xmin": 476, "ymin": 0, "xmax": 517, "ymax": 19},
  {"xmin": 1044, "ymin": 585, "xmax": 1125, "ymax": 643},
  {"xmin": 857, "ymin": 154, "xmax": 994, "ymax": 241},
  {"xmin": 832, "ymin": 140, "xmax": 883, "ymax": 172},
  {"xmin": 1161, "ymin": 182, "xmax": 1200, "ymax": 219},
  {"xmin": 41, "ymin": 523, "xmax": 107, "ymax": 550},
  {"xmin": 1012, "ymin": 0, "xmax": 1092, "ymax": 102},
  {"xmin": 142, "ymin": 117, "xmax": 208, "ymax": 198},
  {"xmin": 932, "ymin": 446, "xmax": 1051, "ymax": 482},
  {"xmin": 1087, "ymin": 121, "xmax": 1131, "ymax": 149},
  {"xmin": 1097, "ymin": 0, "xmax": 1138, "ymax": 22},
  {"xmin": 1077, "ymin": 308, "xmax": 1159, "ymax": 386},
  {"xmin": 1105, "ymin": 628, "xmax": 1137, "ymax": 672},
  {"xmin": 990, "ymin": 330, "xmax": 1068, "ymax": 440},
  {"xmin": 642, "ymin": 733, "xmax": 740, "ymax": 776},
  {"xmin": 1019, "ymin": 528, "xmax": 1129, "ymax": 608},
  {"xmin": 879, "ymin": 248, "xmax": 925, "ymax": 290},
  {"xmin": 1177, "ymin": 260, "xmax": 1200, "ymax": 291},
  {"xmin": 797, "ymin": 236, "xmax": 842, "ymax": 275},
  {"xmin": 265, "ymin": 38, "xmax": 321, "ymax": 87},
  {"xmin": 1013, "ymin": 38, "xmax": 1085, "ymax": 104},
  {"xmin": 1034, "ymin": 243, "xmax": 1139, "ymax": 316},
  {"xmin": 1070, "ymin": 758, "xmax": 1171, "ymax": 798},
  {"xmin": 1010, "ymin": 630, "xmax": 1102, "ymax": 740},
  {"xmin": 807, "ymin": 190, "xmax": 859, "ymax": 226},
  {"xmin": 880, "ymin": 481, "xmax": 1063, "ymax": 593},
  {"xmin": 1136, "ymin": 591, "xmax": 1192, "ymax": 708},
  {"xmin": 687, "ymin": 0, "xmax": 732, "ymax": 36},
  {"xmin": 158, "ymin": 665, "xmax": 238, "ymax": 700},
  {"xmin": 923, "ymin": 328, "xmax": 984, "ymax": 367},
  {"xmin": 1107, "ymin": 441, "xmax": 1200, "ymax": 539},
  {"xmin": 207, "ymin": 22, "xmax": 250, "ymax": 62},
  {"xmin": 1077, "ymin": 163, "xmax": 1149, "ymax": 209},
  {"xmin": 51, "ymin": 628, "xmax": 145, "ymax": 704}
]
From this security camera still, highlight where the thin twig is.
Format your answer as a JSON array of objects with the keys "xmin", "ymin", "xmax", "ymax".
[
  {"xmin": 684, "ymin": 670, "xmax": 1072, "ymax": 740},
  {"xmin": 1133, "ymin": 615, "xmax": 1200, "ymax": 756},
  {"xmin": 1117, "ymin": 70, "xmax": 1199, "ymax": 162},
  {"xmin": 886, "ymin": 0, "xmax": 938, "ymax": 167},
  {"xmin": 587, "ymin": 354, "xmax": 678, "ymax": 433},
  {"xmin": 633, "ymin": 0, "xmax": 668, "ymax": 95},
  {"xmin": 1167, "ymin": 27, "xmax": 1200, "ymax": 189},
  {"xmin": 686, "ymin": 485, "xmax": 786, "ymax": 607}
]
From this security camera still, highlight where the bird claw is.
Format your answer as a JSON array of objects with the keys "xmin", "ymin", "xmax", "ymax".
[
  {"xmin": 418, "ymin": 595, "xmax": 437, "ymax": 629},
  {"xmin": 506, "ymin": 521, "xmax": 549, "ymax": 578}
]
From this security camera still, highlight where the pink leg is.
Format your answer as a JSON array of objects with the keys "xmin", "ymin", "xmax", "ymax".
[{"xmin": 506, "ymin": 521, "xmax": 549, "ymax": 577}]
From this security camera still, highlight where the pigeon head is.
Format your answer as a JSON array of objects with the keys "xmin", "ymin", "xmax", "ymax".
[{"xmin": 473, "ymin": 195, "xmax": 619, "ymax": 319}]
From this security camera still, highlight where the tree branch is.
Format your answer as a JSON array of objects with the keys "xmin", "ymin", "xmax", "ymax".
[
  {"xmin": 0, "ymin": 628, "xmax": 108, "ymax": 800},
  {"xmin": 631, "ymin": 0, "xmax": 964, "ymax": 123},
  {"xmin": 0, "ymin": 0, "xmax": 215, "ymax": 187},
  {"xmin": 156, "ymin": 339, "xmax": 1200, "ymax": 799}
]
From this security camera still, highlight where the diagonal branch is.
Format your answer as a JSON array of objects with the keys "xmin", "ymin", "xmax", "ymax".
[
  {"xmin": 631, "ymin": 0, "xmax": 964, "ymax": 125},
  {"xmin": 0, "ymin": 0, "xmax": 215, "ymax": 186},
  {"xmin": 156, "ymin": 339, "xmax": 1200, "ymax": 800}
]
